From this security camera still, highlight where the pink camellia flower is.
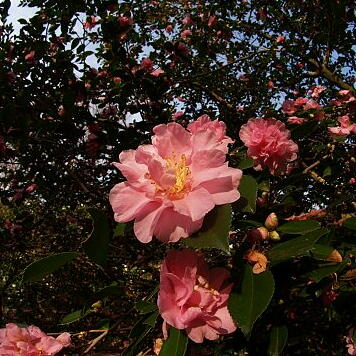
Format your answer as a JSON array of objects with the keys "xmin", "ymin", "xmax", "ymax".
[
  {"xmin": 171, "ymin": 111, "xmax": 184, "ymax": 121},
  {"xmin": 0, "ymin": 323, "xmax": 70, "ymax": 355},
  {"xmin": 310, "ymin": 85, "xmax": 326, "ymax": 98},
  {"xmin": 83, "ymin": 16, "xmax": 98, "ymax": 30},
  {"xmin": 294, "ymin": 97, "xmax": 308, "ymax": 106},
  {"xmin": 118, "ymin": 16, "xmax": 133, "ymax": 27},
  {"xmin": 345, "ymin": 329, "xmax": 356, "ymax": 355},
  {"xmin": 181, "ymin": 29, "xmax": 192, "ymax": 39},
  {"xmin": 276, "ymin": 35, "xmax": 285, "ymax": 43},
  {"xmin": 208, "ymin": 15, "xmax": 217, "ymax": 27},
  {"xmin": 182, "ymin": 14, "xmax": 193, "ymax": 26},
  {"xmin": 328, "ymin": 115, "xmax": 356, "ymax": 136},
  {"xmin": 158, "ymin": 249, "xmax": 236, "ymax": 343},
  {"xmin": 339, "ymin": 90, "xmax": 356, "ymax": 103},
  {"xmin": 239, "ymin": 118, "xmax": 298, "ymax": 175},
  {"xmin": 112, "ymin": 76, "xmax": 122, "ymax": 84},
  {"xmin": 25, "ymin": 50, "xmax": 36, "ymax": 64},
  {"xmin": 165, "ymin": 24, "xmax": 173, "ymax": 33},
  {"xmin": 141, "ymin": 58, "xmax": 154, "ymax": 72},
  {"xmin": 187, "ymin": 115, "xmax": 234, "ymax": 153},
  {"xmin": 267, "ymin": 80, "xmax": 275, "ymax": 89},
  {"xmin": 303, "ymin": 99, "xmax": 321, "ymax": 111},
  {"xmin": 287, "ymin": 116, "xmax": 306, "ymax": 125},
  {"xmin": 109, "ymin": 119, "xmax": 242, "ymax": 243},
  {"xmin": 281, "ymin": 99, "xmax": 296, "ymax": 115},
  {"xmin": 150, "ymin": 68, "xmax": 165, "ymax": 77}
]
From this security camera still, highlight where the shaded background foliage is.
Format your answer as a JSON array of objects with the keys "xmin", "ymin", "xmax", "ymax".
[{"xmin": 0, "ymin": 0, "xmax": 355, "ymax": 354}]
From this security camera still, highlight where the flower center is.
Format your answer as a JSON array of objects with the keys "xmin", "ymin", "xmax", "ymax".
[
  {"xmin": 193, "ymin": 275, "xmax": 219, "ymax": 297},
  {"xmin": 164, "ymin": 154, "xmax": 190, "ymax": 197}
]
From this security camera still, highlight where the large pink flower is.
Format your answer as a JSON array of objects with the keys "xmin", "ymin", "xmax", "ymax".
[
  {"xmin": 158, "ymin": 249, "xmax": 236, "ymax": 343},
  {"xmin": 0, "ymin": 323, "xmax": 70, "ymax": 356},
  {"xmin": 328, "ymin": 115, "xmax": 356, "ymax": 136},
  {"xmin": 109, "ymin": 119, "xmax": 241, "ymax": 243},
  {"xmin": 239, "ymin": 118, "xmax": 298, "ymax": 175}
]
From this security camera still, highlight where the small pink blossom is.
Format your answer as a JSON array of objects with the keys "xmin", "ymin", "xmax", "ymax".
[
  {"xmin": 109, "ymin": 118, "xmax": 242, "ymax": 243},
  {"xmin": 171, "ymin": 111, "xmax": 184, "ymax": 120},
  {"xmin": 165, "ymin": 24, "xmax": 174, "ymax": 33},
  {"xmin": 150, "ymin": 68, "xmax": 165, "ymax": 77},
  {"xmin": 182, "ymin": 14, "xmax": 193, "ymax": 26},
  {"xmin": 112, "ymin": 76, "xmax": 122, "ymax": 84},
  {"xmin": 276, "ymin": 35, "xmax": 285, "ymax": 43},
  {"xmin": 310, "ymin": 85, "xmax": 326, "ymax": 98},
  {"xmin": 239, "ymin": 118, "xmax": 298, "ymax": 175},
  {"xmin": 84, "ymin": 16, "xmax": 99, "ymax": 30},
  {"xmin": 328, "ymin": 115, "xmax": 356, "ymax": 136},
  {"xmin": 303, "ymin": 100, "xmax": 321, "ymax": 111},
  {"xmin": 25, "ymin": 51, "xmax": 36, "ymax": 64},
  {"xmin": 281, "ymin": 99, "xmax": 297, "ymax": 115},
  {"xmin": 118, "ymin": 16, "xmax": 133, "ymax": 27},
  {"xmin": 25, "ymin": 184, "xmax": 37, "ymax": 194},
  {"xmin": 208, "ymin": 16, "xmax": 217, "ymax": 27},
  {"xmin": 158, "ymin": 249, "xmax": 236, "ymax": 343},
  {"xmin": 181, "ymin": 29, "xmax": 192, "ymax": 39},
  {"xmin": 294, "ymin": 97, "xmax": 308, "ymax": 106},
  {"xmin": 287, "ymin": 116, "xmax": 306, "ymax": 125},
  {"xmin": 345, "ymin": 329, "xmax": 356, "ymax": 355},
  {"xmin": 267, "ymin": 80, "xmax": 275, "ymax": 89},
  {"xmin": 141, "ymin": 58, "xmax": 154, "ymax": 72},
  {"xmin": 174, "ymin": 41, "xmax": 190, "ymax": 57},
  {"xmin": 339, "ymin": 90, "xmax": 356, "ymax": 104},
  {"xmin": 0, "ymin": 323, "xmax": 70, "ymax": 356}
]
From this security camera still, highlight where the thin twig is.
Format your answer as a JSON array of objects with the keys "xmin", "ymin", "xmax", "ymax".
[{"xmin": 84, "ymin": 330, "xmax": 109, "ymax": 354}]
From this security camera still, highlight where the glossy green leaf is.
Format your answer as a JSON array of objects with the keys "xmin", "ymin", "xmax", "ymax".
[
  {"xmin": 60, "ymin": 309, "xmax": 92, "ymax": 325},
  {"xmin": 268, "ymin": 228, "xmax": 329, "ymax": 265},
  {"xmin": 344, "ymin": 217, "xmax": 356, "ymax": 230},
  {"xmin": 311, "ymin": 244, "xmax": 334, "ymax": 260},
  {"xmin": 305, "ymin": 261, "xmax": 346, "ymax": 283},
  {"xmin": 238, "ymin": 175, "xmax": 258, "ymax": 213},
  {"xmin": 228, "ymin": 265, "xmax": 275, "ymax": 337},
  {"xmin": 184, "ymin": 204, "xmax": 231, "ymax": 254},
  {"xmin": 135, "ymin": 300, "xmax": 158, "ymax": 314},
  {"xmin": 278, "ymin": 220, "xmax": 320, "ymax": 234},
  {"xmin": 83, "ymin": 208, "xmax": 110, "ymax": 265},
  {"xmin": 268, "ymin": 325, "xmax": 288, "ymax": 356},
  {"xmin": 114, "ymin": 222, "xmax": 126, "ymax": 237},
  {"xmin": 159, "ymin": 327, "xmax": 188, "ymax": 356},
  {"xmin": 237, "ymin": 156, "xmax": 255, "ymax": 169},
  {"xmin": 22, "ymin": 252, "xmax": 79, "ymax": 283}
]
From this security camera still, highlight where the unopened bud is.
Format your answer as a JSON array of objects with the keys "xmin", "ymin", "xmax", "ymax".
[
  {"xmin": 265, "ymin": 212, "xmax": 278, "ymax": 230},
  {"xmin": 247, "ymin": 227, "xmax": 269, "ymax": 243},
  {"xmin": 326, "ymin": 249, "xmax": 342, "ymax": 263},
  {"xmin": 269, "ymin": 230, "xmax": 281, "ymax": 241}
]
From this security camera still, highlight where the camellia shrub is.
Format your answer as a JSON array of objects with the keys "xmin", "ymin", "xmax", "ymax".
[{"xmin": 0, "ymin": 0, "xmax": 355, "ymax": 355}]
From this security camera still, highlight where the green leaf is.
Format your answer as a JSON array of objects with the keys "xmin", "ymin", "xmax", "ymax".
[
  {"xmin": 268, "ymin": 325, "xmax": 288, "ymax": 356},
  {"xmin": 268, "ymin": 228, "xmax": 329, "ymax": 265},
  {"xmin": 159, "ymin": 327, "xmax": 188, "ymax": 356},
  {"xmin": 237, "ymin": 156, "xmax": 255, "ymax": 170},
  {"xmin": 114, "ymin": 223, "xmax": 126, "ymax": 237},
  {"xmin": 278, "ymin": 220, "xmax": 320, "ymax": 234},
  {"xmin": 344, "ymin": 217, "xmax": 356, "ymax": 230},
  {"xmin": 135, "ymin": 300, "xmax": 158, "ymax": 314},
  {"xmin": 228, "ymin": 265, "xmax": 275, "ymax": 337},
  {"xmin": 311, "ymin": 244, "xmax": 334, "ymax": 260},
  {"xmin": 238, "ymin": 175, "xmax": 258, "ymax": 213},
  {"xmin": 84, "ymin": 285, "xmax": 123, "ymax": 311},
  {"xmin": 22, "ymin": 252, "xmax": 79, "ymax": 283},
  {"xmin": 184, "ymin": 204, "xmax": 231, "ymax": 254},
  {"xmin": 83, "ymin": 209, "xmax": 110, "ymax": 265},
  {"xmin": 305, "ymin": 261, "xmax": 346, "ymax": 283},
  {"xmin": 60, "ymin": 309, "xmax": 92, "ymax": 325}
]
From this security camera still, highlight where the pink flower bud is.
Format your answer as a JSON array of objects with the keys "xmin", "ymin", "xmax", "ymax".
[
  {"xmin": 208, "ymin": 16, "xmax": 217, "ymax": 27},
  {"xmin": 113, "ymin": 76, "xmax": 122, "ymax": 84},
  {"xmin": 269, "ymin": 230, "xmax": 281, "ymax": 241},
  {"xmin": 25, "ymin": 184, "xmax": 37, "ymax": 194},
  {"xmin": 247, "ymin": 227, "xmax": 269, "ymax": 243},
  {"xmin": 276, "ymin": 35, "xmax": 285, "ymax": 43},
  {"xmin": 265, "ymin": 212, "xmax": 278, "ymax": 230},
  {"xmin": 165, "ymin": 24, "xmax": 173, "ymax": 33}
]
